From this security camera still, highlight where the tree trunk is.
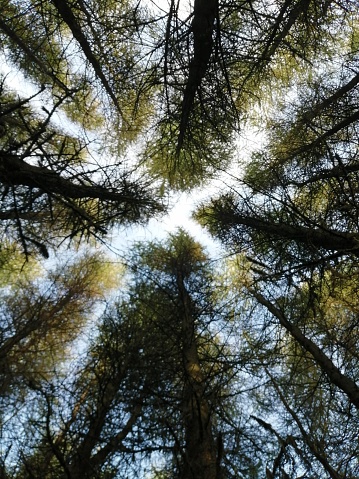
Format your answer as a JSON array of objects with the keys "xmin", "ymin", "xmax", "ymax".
[
  {"xmin": 251, "ymin": 289, "xmax": 359, "ymax": 409},
  {"xmin": 220, "ymin": 211, "xmax": 359, "ymax": 255},
  {"xmin": 176, "ymin": 0, "xmax": 217, "ymax": 154},
  {"xmin": 177, "ymin": 271, "xmax": 219, "ymax": 479}
]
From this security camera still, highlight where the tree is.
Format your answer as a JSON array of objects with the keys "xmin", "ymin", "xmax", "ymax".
[
  {"xmin": 124, "ymin": 230, "xmax": 225, "ymax": 479},
  {"xmin": 193, "ymin": 5, "xmax": 359, "ymax": 476},
  {"xmin": 144, "ymin": 0, "xmax": 352, "ymax": 188},
  {"xmin": 3, "ymin": 230, "xmax": 259, "ymax": 479},
  {"xmin": 11, "ymin": 316, "xmax": 145, "ymax": 479},
  {"xmin": 0, "ymin": 249, "xmax": 119, "ymax": 412},
  {"xmin": 0, "ymin": 0, "xmax": 164, "ymax": 255}
]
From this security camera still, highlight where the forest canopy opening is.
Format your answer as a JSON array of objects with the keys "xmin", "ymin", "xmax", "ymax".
[{"xmin": 1, "ymin": 1, "xmax": 359, "ymax": 478}]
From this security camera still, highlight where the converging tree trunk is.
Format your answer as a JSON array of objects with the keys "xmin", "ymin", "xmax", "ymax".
[{"xmin": 177, "ymin": 270, "xmax": 218, "ymax": 479}]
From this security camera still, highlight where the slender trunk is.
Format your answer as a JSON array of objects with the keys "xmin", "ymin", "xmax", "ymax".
[
  {"xmin": 0, "ymin": 154, "xmax": 145, "ymax": 203},
  {"xmin": 177, "ymin": 272, "xmax": 218, "ymax": 479},
  {"xmin": 51, "ymin": 0, "xmax": 125, "ymax": 120}
]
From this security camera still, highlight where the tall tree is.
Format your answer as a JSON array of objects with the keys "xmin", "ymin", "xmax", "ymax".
[
  {"xmin": 4, "ymin": 231, "xmax": 255, "ymax": 479},
  {"xmin": 144, "ymin": 0, "xmax": 352, "ymax": 188},
  {"xmin": 125, "ymin": 230, "xmax": 225, "ymax": 479},
  {"xmin": 11, "ymin": 315, "xmax": 146, "ymax": 479},
  {"xmin": 193, "ymin": 6, "xmax": 359, "ymax": 475}
]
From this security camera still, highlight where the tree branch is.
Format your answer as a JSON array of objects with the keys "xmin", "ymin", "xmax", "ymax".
[{"xmin": 249, "ymin": 288, "xmax": 359, "ymax": 409}]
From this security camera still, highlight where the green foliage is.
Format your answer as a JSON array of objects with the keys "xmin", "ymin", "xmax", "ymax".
[
  {"xmin": 0, "ymin": 250, "xmax": 119, "ymax": 396},
  {"xmin": 144, "ymin": 114, "xmax": 234, "ymax": 190},
  {"xmin": 1, "ymin": 1, "xmax": 359, "ymax": 478},
  {"xmin": 0, "ymin": 241, "xmax": 41, "ymax": 286}
]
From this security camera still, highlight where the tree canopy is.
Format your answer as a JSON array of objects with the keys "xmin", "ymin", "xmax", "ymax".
[{"xmin": 1, "ymin": 0, "xmax": 359, "ymax": 478}]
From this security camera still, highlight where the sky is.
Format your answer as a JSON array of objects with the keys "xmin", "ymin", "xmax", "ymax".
[{"xmin": 111, "ymin": 121, "xmax": 265, "ymax": 259}]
